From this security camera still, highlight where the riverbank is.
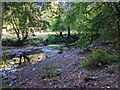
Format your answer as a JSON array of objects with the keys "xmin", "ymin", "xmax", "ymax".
[{"xmin": 3, "ymin": 48, "xmax": 118, "ymax": 88}]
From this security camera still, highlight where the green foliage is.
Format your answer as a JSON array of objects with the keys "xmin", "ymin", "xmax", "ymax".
[
  {"xmin": 27, "ymin": 36, "xmax": 43, "ymax": 46},
  {"xmin": 41, "ymin": 62, "xmax": 62, "ymax": 79},
  {"xmin": 2, "ymin": 34, "xmax": 17, "ymax": 46},
  {"xmin": 66, "ymin": 2, "xmax": 120, "ymax": 48},
  {"xmin": 51, "ymin": 15, "xmax": 66, "ymax": 32},
  {"xmin": 91, "ymin": 3, "xmax": 118, "ymax": 42},
  {"xmin": 2, "ymin": 34, "xmax": 45, "ymax": 46},
  {"xmin": 72, "ymin": 31, "xmax": 99, "ymax": 48},
  {"xmin": 3, "ymin": 2, "xmax": 120, "ymax": 49},
  {"xmin": 47, "ymin": 34, "xmax": 79, "ymax": 44},
  {"xmin": 2, "ymin": 52, "xmax": 8, "ymax": 62},
  {"xmin": 80, "ymin": 48, "xmax": 119, "ymax": 68},
  {"xmin": 73, "ymin": 33, "xmax": 91, "ymax": 48},
  {"xmin": 3, "ymin": 2, "xmax": 50, "ymax": 42},
  {"xmin": 2, "ymin": 48, "xmax": 10, "ymax": 62},
  {"xmin": 47, "ymin": 34, "xmax": 64, "ymax": 44}
]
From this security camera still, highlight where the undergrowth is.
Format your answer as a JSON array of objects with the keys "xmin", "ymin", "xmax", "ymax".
[
  {"xmin": 41, "ymin": 62, "xmax": 62, "ymax": 79},
  {"xmin": 80, "ymin": 48, "xmax": 119, "ymax": 68}
]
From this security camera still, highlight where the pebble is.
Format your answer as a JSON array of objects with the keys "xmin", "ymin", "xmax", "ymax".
[
  {"xmin": 91, "ymin": 76, "xmax": 98, "ymax": 80},
  {"xmin": 32, "ymin": 68, "xmax": 36, "ymax": 71},
  {"xmin": 107, "ymin": 86, "xmax": 110, "ymax": 88},
  {"xmin": 78, "ymin": 72, "xmax": 84, "ymax": 78},
  {"xmin": 94, "ymin": 82, "xmax": 97, "ymax": 86},
  {"xmin": 9, "ymin": 84, "xmax": 12, "ymax": 86},
  {"xmin": 88, "ymin": 83, "xmax": 94, "ymax": 87},
  {"xmin": 49, "ymin": 82, "xmax": 53, "ymax": 86}
]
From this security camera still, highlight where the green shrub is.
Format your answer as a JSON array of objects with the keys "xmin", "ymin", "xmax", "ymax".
[
  {"xmin": 72, "ymin": 32, "xmax": 96, "ymax": 48},
  {"xmin": 80, "ymin": 48, "xmax": 119, "ymax": 68},
  {"xmin": 2, "ymin": 34, "xmax": 44, "ymax": 46},
  {"xmin": 47, "ymin": 34, "xmax": 79, "ymax": 44},
  {"xmin": 41, "ymin": 62, "xmax": 62, "ymax": 79},
  {"xmin": 27, "ymin": 37, "xmax": 43, "ymax": 46},
  {"xmin": 2, "ymin": 34, "xmax": 18, "ymax": 46},
  {"xmin": 47, "ymin": 34, "xmax": 63, "ymax": 44}
]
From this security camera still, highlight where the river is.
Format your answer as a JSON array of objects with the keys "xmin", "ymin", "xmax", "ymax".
[{"xmin": 1, "ymin": 44, "xmax": 69, "ymax": 88}]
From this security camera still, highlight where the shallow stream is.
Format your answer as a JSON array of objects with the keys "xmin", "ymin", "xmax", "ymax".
[{"xmin": 1, "ymin": 44, "xmax": 68, "ymax": 88}]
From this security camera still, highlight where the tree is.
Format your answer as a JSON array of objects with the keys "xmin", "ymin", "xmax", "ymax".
[
  {"xmin": 106, "ymin": 2, "xmax": 120, "ymax": 41},
  {"xmin": 66, "ymin": 2, "xmax": 120, "ymax": 48},
  {"xmin": 0, "ymin": 2, "xmax": 2, "ymax": 62},
  {"xmin": 3, "ymin": 2, "xmax": 49, "ymax": 45},
  {"xmin": 49, "ymin": 2, "xmax": 66, "ymax": 37},
  {"xmin": 65, "ymin": 2, "xmax": 74, "ymax": 38}
]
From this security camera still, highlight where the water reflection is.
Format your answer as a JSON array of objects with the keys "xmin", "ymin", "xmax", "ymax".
[
  {"xmin": 1, "ymin": 45, "xmax": 68, "ymax": 70},
  {"xmin": 1, "ymin": 44, "xmax": 69, "ymax": 87}
]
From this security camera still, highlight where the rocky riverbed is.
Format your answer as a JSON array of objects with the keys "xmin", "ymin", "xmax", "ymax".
[
  {"xmin": 1, "ymin": 45, "xmax": 67, "ymax": 88},
  {"xmin": 1, "ymin": 47, "xmax": 119, "ymax": 89}
]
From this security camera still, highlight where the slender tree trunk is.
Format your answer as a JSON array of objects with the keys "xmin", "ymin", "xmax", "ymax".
[
  {"xmin": 0, "ymin": 3, "xmax": 2, "ymax": 56},
  {"xmin": 22, "ymin": 30, "xmax": 25, "ymax": 39},
  {"xmin": 12, "ymin": 26, "xmax": 21, "ymax": 43},
  {"xmin": 12, "ymin": 14, "xmax": 22, "ymax": 44},
  {"xmin": 67, "ymin": 25, "xmax": 71, "ymax": 38},
  {"xmin": 59, "ymin": 31, "xmax": 63, "ymax": 37},
  {"xmin": 0, "ymin": 2, "xmax": 2, "ymax": 89},
  {"xmin": 16, "ymin": 32, "xmax": 21, "ymax": 42},
  {"xmin": 10, "ymin": 18, "xmax": 21, "ymax": 43},
  {"xmin": 116, "ymin": 20, "xmax": 120, "ymax": 52},
  {"xmin": 22, "ymin": 30, "xmax": 28, "ymax": 41},
  {"xmin": 117, "ymin": 21, "xmax": 120, "ymax": 41}
]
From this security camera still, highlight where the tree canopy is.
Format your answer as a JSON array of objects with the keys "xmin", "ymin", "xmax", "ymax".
[{"xmin": 2, "ymin": 2, "xmax": 120, "ymax": 48}]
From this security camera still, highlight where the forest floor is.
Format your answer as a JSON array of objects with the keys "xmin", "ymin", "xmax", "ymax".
[{"xmin": 15, "ymin": 48, "xmax": 119, "ymax": 88}]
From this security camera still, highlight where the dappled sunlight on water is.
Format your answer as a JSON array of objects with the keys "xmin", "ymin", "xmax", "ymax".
[
  {"xmin": 1, "ymin": 44, "xmax": 68, "ymax": 71},
  {"xmin": 29, "ymin": 53, "xmax": 46, "ymax": 64},
  {"xmin": 0, "ymin": 53, "xmax": 47, "ymax": 70},
  {"xmin": 1, "ymin": 44, "xmax": 70, "ymax": 88},
  {"xmin": 0, "ymin": 52, "xmax": 48, "ymax": 88}
]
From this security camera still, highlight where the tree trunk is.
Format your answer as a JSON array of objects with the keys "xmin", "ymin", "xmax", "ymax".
[
  {"xmin": 59, "ymin": 31, "xmax": 63, "ymax": 37},
  {"xmin": 10, "ymin": 19, "xmax": 21, "ymax": 43},
  {"xmin": 117, "ymin": 21, "xmax": 120, "ymax": 41},
  {"xmin": 13, "ymin": 27, "xmax": 21, "ymax": 43},
  {"xmin": 0, "ymin": 2, "xmax": 2, "ymax": 89},
  {"xmin": 67, "ymin": 25, "xmax": 71, "ymax": 38},
  {"xmin": 22, "ymin": 30, "xmax": 28, "ymax": 41},
  {"xmin": 22, "ymin": 30, "xmax": 25, "ymax": 39},
  {"xmin": 116, "ymin": 20, "xmax": 120, "ymax": 52},
  {"xmin": 0, "ymin": 3, "xmax": 2, "ymax": 56}
]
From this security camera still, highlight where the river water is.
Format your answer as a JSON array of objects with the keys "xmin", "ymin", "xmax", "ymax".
[{"xmin": 1, "ymin": 44, "xmax": 68, "ymax": 88}]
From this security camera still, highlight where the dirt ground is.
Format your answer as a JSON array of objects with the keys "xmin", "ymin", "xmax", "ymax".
[{"xmin": 11, "ymin": 48, "xmax": 119, "ymax": 89}]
